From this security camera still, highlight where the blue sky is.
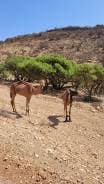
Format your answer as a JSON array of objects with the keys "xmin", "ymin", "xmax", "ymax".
[{"xmin": 0, "ymin": 0, "xmax": 104, "ymax": 40}]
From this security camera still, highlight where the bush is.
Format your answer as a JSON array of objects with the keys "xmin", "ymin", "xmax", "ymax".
[
  {"xmin": 5, "ymin": 54, "xmax": 104, "ymax": 97},
  {"xmin": 0, "ymin": 63, "xmax": 9, "ymax": 79},
  {"xmin": 5, "ymin": 55, "xmax": 76, "ymax": 89},
  {"xmin": 35, "ymin": 55, "xmax": 76, "ymax": 89},
  {"xmin": 74, "ymin": 63, "xmax": 104, "ymax": 100}
]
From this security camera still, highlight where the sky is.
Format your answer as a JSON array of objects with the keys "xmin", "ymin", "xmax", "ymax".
[{"xmin": 0, "ymin": 0, "xmax": 104, "ymax": 40}]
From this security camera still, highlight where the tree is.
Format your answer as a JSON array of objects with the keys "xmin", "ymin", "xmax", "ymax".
[
  {"xmin": 0, "ymin": 63, "xmax": 9, "ymax": 79},
  {"xmin": 5, "ymin": 55, "xmax": 55, "ymax": 81},
  {"xmin": 35, "ymin": 55, "xmax": 76, "ymax": 89},
  {"xmin": 5, "ymin": 54, "xmax": 104, "ymax": 97},
  {"xmin": 74, "ymin": 63, "xmax": 104, "ymax": 100},
  {"xmin": 5, "ymin": 56, "xmax": 26, "ymax": 80}
]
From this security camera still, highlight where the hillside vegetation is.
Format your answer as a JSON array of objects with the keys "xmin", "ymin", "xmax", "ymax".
[{"xmin": 0, "ymin": 25, "xmax": 104, "ymax": 65}]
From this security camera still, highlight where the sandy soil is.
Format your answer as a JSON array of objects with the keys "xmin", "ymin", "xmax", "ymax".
[{"xmin": 0, "ymin": 83, "xmax": 104, "ymax": 184}]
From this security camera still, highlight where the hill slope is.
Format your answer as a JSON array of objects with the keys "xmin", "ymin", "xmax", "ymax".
[
  {"xmin": 0, "ymin": 25, "xmax": 104, "ymax": 65},
  {"xmin": 0, "ymin": 83, "xmax": 104, "ymax": 183}
]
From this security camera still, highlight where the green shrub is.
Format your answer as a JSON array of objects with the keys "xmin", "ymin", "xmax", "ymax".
[{"xmin": 5, "ymin": 55, "xmax": 104, "ymax": 97}]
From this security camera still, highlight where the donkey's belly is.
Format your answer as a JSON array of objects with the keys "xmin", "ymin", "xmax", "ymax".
[{"xmin": 16, "ymin": 89, "xmax": 30, "ymax": 97}]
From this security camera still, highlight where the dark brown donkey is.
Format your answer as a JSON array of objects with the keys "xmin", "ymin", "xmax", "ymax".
[{"xmin": 61, "ymin": 89, "xmax": 78, "ymax": 122}]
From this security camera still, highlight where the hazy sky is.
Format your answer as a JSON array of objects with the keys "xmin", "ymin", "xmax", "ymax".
[{"xmin": 0, "ymin": 0, "xmax": 104, "ymax": 40}]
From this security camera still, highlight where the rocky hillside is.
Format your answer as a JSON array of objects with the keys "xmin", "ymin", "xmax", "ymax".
[{"xmin": 0, "ymin": 25, "xmax": 104, "ymax": 65}]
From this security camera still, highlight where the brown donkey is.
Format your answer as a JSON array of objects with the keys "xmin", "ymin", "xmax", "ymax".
[
  {"xmin": 10, "ymin": 81, "xmax": 45, "ymax": 115},
  {"xmin": 61, "ymin": 89, "xmax": 78, "ymax": 122}
]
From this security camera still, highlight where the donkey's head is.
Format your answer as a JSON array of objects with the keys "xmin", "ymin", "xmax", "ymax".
[{"xmin": 39, "ymin": 80, "xmax": 48, "ymax": 93}]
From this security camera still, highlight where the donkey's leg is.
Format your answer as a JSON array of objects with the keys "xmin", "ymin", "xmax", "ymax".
[
  {"xmin": 26, "ymin": 97, "xmax": 31, "ymax": 115},
  {"xmin": 64, "ymin": 104, "xmax": 68, "ymax": 122},
  {"xmin": 11, "ymin": 95, "xmax": 16, "ymax": 112},
  {"xmin": 64, "ymin": 103, "xmax": 66, "ymax": 117},
  {"xmin": 68, "ymin": 102, "xmax": 72, "ymax": 122}
]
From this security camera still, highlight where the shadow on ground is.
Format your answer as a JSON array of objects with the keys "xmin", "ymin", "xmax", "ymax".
[
  {"xmin": 0, "ymin": 109, "xmax": 22, "ymax": 119},
  {"xmin": 48, "ymin": 115, "xmax": 63, "ymax": 128}
]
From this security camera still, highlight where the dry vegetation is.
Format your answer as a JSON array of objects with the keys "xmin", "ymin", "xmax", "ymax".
[
  {"xmin": 0, "ymin": 25, "xmax": 104, "ymax": 65},
  {"xmin": 0, "ymin": 82, "xmax": 104, "ymax": 183}
]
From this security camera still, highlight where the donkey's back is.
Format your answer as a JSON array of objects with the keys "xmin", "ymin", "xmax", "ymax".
[{"xmin": 10, "ymin": 81, "xmax": 33, "ymax": 97}]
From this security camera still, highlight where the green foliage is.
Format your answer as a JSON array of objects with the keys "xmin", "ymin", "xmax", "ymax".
[
  {"xmin": 74, "ymin": 63, "xmax": 104, "ymax": 99},
  {"xmin": 0, "ymin": 63, "xmax": 9, "ymax": 78},
  {"xmin": 5, "ymin": 54, "xmax": 104, "ymax": 97},
  {"xmin": 5, "ymin": 54, "xmax": 76, "ymax": 88},
  {"xmin": 35, "ymin": 55, "xmax": 76, "ymax": 88},
  {"xmin": 25, "ymin": 59, "xmax": 55, "ymax": 80},
  {"xmin": 5, "ymin": 56, "xmax": 26, "ymax": 78}
]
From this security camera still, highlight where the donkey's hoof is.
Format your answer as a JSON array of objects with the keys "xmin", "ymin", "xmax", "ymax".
[
  {"xmin": 13, "ymin": 110, "xmax": 17, "ymax": 113},
  {"xmin": 64, "ymin": 119, "xmax": 72, "ymax": 123},
  {"xmin": 64, "ymin": 120, "xmax": 68, "ymax": 123}
]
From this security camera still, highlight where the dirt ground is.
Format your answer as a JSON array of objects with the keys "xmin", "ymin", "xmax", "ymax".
[{"xmin": 0, "ymin": 83, "xmax": 104, "ymax": 184}]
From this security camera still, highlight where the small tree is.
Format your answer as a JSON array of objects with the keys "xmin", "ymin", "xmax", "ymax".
[
  {"xmin": 0, "ymin": 63, "xmax": 9, "ymax": 79},
  {"xmin": 5, "ymin": 55, "xmax": 55, "ymax": 81},
  {"xmin": 35, "ymin": 55, "xmax": 76, "ymax": 89},
  {"xmin": 74, "ymin": 63, "xmax": 104, "ymax": 100},
  {"xmin": 93, "ymin": 64, "xmax": 104, "ymax": 96},
  {"xmin": 5, "ymin": 56, "xmax": 26, "ymax": 80}
]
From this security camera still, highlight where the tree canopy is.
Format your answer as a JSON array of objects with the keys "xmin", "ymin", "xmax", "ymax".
[{"xmin": 3, "ymin": 54, "xmax": 104, "ymax": 98}]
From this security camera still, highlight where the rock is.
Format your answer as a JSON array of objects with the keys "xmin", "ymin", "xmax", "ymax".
[
  {"xmin": 20, "ymin": 180, "xmax": 23, "ymax": 184},
  {"xmin": 54, "ymin": 156, "xmax": 58, "ymax": 160},
  {"xmin": 79, "ymin": 168, "xmax": 86, "ymax": 173},
  {"xmin": 3, "ymin": 157, "xmax": 8, "ymax": 162},
  {"xmin": 31, "ymin": 175, "xmax": 35, "ymax": 179},
  {"xmin": 5, "ymin": 165, "xmax": 10, "ymax": 170},
  {"xmin": 91, "ymin": 109, "xmax": 96, "ymax": 113},
  {"xmin": 92, "ymin": 153, "xmax": 97, "ymax": 159},
  {"xmin": 34, "ymin": 153, "xmax": 39, "ymax": 158},
  {"xmin": 16, "ymin": 162, "xmax": 21, "ymax": 168},
  {"xmin": 96, "ymin": 106, "xmax": 101, "ymax": 110},
  {"xmin": 46, "ymin": 148, "xmax": 54, "ymax": 155},
  {"xmin": 62, "ymin": 155, "xmax": 68, "ymax": 161},
  {"xmin": 39, "ymin": 170, "xmax": 47, "ymax": 180}
]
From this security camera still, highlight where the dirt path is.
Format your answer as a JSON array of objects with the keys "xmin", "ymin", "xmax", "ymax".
[{"xmin": 0, "ymin": 84, "xmax": 104, "ymax": 184}]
